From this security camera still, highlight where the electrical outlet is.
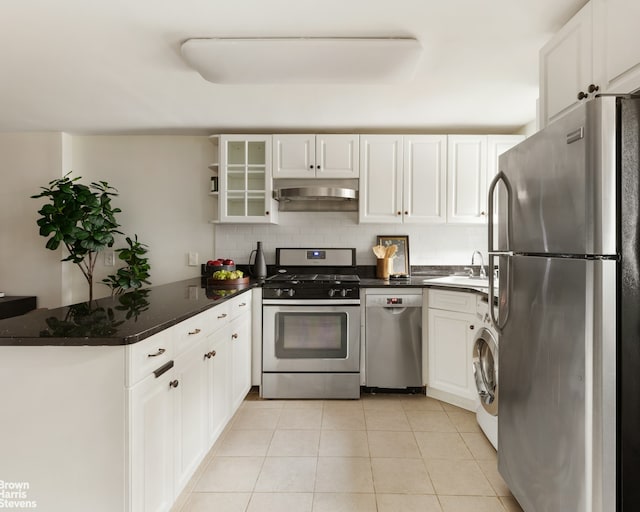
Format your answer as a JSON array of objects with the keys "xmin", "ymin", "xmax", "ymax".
[
  {"xmin": 104, "ymin": 251, "xmax": 115, "ymax": 266},
  {"xmin": 188, "ymin": 251, "xmax": 199, "ymax": 266}
]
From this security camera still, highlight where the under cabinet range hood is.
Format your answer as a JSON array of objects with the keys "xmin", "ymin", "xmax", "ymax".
[{"xmin": 273, "ymin": 180, "xmax": 358, "ymax": 212}]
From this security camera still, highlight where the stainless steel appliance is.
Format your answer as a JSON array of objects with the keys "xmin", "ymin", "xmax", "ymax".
[
  {"xmin": 261, "ymin": 248, "xmax": 361, "ymax": 399},
  {"xmin": 488, "ymin": 95, "xmax": 640, "ymax": 512},
  {"xmin": 364, "ymin": 291, "xmax": 422, "ymax": 389}
]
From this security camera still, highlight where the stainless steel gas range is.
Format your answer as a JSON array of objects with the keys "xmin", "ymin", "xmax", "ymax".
[{"xmin": 261, "ymin": 248, "xmax": 361, "ymax": 399}]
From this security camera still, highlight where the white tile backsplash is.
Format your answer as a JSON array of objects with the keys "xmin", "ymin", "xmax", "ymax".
[{"xmin": 214, "ymin": 211, "xmax": 487, "ymax": 267}]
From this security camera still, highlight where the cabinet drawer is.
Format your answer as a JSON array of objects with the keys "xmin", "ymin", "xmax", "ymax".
[
  {"xmin": 208, "ymin": 301, "xmax": 231, "ymax": 334},
  {"xmin": 226, "ymin": 291, "xmax": 252, "ymax": 320},
  {"xmin": 175, "ymin": 309, "xmax": 214, "ymax": 355},
  {"xmin": 428, "ymin": 289, "xmax": 477, "ymax": 314},
  {"xmin": 126, "ymin": 329, "xmax": 175, "ymax": 387}
]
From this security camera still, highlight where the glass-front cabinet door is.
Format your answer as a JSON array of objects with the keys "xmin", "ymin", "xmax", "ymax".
[{"xmin": 219, "ymin": 135, "xmax": 277, "ymax": 223}]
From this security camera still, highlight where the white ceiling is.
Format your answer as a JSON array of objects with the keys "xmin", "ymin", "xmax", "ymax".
[{"xmin": 0, "ymin": 0, "xmax": 588, "ymax": 135}]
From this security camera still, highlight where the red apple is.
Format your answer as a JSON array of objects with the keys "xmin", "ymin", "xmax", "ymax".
[
  {"xmin": 206, "ymin": 260, "xmax": 216, "ymax": 266},
  {"xmin": 211, "ymin": 260, "xmax": 223, "ymax": 266},
  {"xmin": 223, "ymin": 259, "xmax": 234, "ymax": 265}
]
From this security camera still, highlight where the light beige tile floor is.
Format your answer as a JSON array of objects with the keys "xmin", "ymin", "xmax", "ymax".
[{"xmin": 179, "ymin": 392, "xmax": 525, "ymax": 512}]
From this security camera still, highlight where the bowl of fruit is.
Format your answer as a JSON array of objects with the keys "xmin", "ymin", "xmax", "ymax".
[{"xmin": 207, "ymin": 269, "xmax": 250, "ymax": 287}]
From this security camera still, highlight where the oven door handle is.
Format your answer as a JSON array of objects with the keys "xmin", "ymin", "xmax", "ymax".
[{"xmin": 262, "ymin": 299, "xmax": 361, "ymax": 306}]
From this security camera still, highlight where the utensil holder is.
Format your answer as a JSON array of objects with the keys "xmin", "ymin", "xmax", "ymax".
[{"xmin": 376, "ymin": 258, "xmax": 393, "ymax": 279}]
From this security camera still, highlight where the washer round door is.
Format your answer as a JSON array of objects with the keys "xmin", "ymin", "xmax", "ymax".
[{"xmin": 472, "ymin": 326, "xmax": 498, "ymax": 416}]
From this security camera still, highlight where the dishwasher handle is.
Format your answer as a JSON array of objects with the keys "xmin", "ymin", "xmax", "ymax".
[
  {"xmin": 365, "ymin": 295, "xmax": 423, "ymax": 308},
  {"xmin": 382, "ymin": 306, "xmax": 409, "ymax": 315}
]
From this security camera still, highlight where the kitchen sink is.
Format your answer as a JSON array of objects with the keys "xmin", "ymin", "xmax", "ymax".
[{"xmin": 422, "ymin": 275, "xmax": 495, "ymax": 289}]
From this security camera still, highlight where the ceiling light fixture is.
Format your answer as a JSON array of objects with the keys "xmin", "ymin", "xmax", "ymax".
[{"xmin": 180, "ymin": 37, "xmax": 422, "ymax": 84}]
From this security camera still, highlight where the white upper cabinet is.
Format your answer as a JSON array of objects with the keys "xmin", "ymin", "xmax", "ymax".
[
  {"xmin": 446, "ymin": 135, "xmax": 523, "ymax": 224},
  {"xmin": 592, "ymin": 0, "xmax": 640, "ymax": 94},
  {"xmin": 219, "ymin": 135, "xmax": 277, "ymax": 224},
  {"xmin": 539, "ymin": 2, "xmax": 593, "ymax": 126},
  {"xmin": 447, "ymin": 135, "xmax": 488, "ymax": 224},
  {"xmin": 358, "ymin": 135, "xmax": 404, "ymax": 223},
  {"xmin": 359, "ymin": 135, "xmax": 446, "ymax": 224},
  {"xmin": 403, "ymin": 135, "xmax": 447, "ymax": 224},
  {"xmin": 540, "ymin": 0, "xmax": 640, "ymax": 128},
  {"xmin": 272, "ymin": 134, "xmax": 359, "ymax": 178}
]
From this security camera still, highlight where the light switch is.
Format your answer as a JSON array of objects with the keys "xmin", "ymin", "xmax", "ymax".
[
  {"xmin": 188, "ymin": 252, "xmax": 199, "ymax": 266},
  {"xmin": 104, "ymin": 251, "xmax": 115, "ymax": 266}
]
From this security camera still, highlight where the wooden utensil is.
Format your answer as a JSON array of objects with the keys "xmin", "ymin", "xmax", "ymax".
[{"xmin": 372, "ymin": 245, "xmax": 386, "ymax": 259}]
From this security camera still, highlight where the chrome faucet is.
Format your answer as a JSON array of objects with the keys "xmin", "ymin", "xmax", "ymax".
[{"xmin": 471, "ymin": 250, "xmax": 486, "ymax": 279}]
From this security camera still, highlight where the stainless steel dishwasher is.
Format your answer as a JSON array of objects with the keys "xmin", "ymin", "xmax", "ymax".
[{"xmin": 365, "ymin": 291, "xmax": 422, "ymax": 389}]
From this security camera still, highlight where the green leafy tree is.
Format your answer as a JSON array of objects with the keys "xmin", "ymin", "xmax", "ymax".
[
  {"xmin": 31, "ymin": 173, "xmax": 122, "ymax": 302},
  {"xmin": 102, "ymin": 235, "xmax": 152, "ymax": 295}
]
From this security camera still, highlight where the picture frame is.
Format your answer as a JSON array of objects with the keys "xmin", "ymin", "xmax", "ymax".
[{"xmin": 376, "ymin": 235, "xmax": 410, "ymax": 275}]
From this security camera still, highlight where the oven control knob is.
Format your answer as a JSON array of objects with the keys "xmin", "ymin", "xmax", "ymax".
[
  {"xmin": 340, "ymin": 289, "xmax": 348, "ymax": 297},
  {"xmin": 275, "ymin": 288, "xmax": 283, "ymax": 297},
  {"xmin": 328, "ymin": 289, "xmax": 336, "ymax": 297},
  {"xmin": 287, "ymin": 289, "xmax": 295, "ymax": 297}
]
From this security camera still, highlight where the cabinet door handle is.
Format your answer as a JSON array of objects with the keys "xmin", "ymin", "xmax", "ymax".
[
  {"xmin": 397, "ymin": 211, "xmax": 401, "ymax": 216},
  {"xmin": 588, "ymin": 83, "xmax": 600, "ymax": 93},
  {"xmin": 210, "ymin": 350, "xmax": 216, "ymax": 358},
  {"xmin": 309, "ymin": 164, "xmax": 314, "ymax": 169},
  {"xmin": 232, "ymin": 333, "xmax": 239, "ymax": 340},
  {"xmin": 217, "ymin": 313, "xmax": 227, "ymax": 319},
  {"xmin": 188, "ymin": 328, "xmax": 201, "ymax": 335},
  {"xmin": 169, "ymin": 379, "xmax": 179, "ymax": 388},
  {"xmin": 480, "ymin": 211, "xmax": 486, "ymax": 216},
  {"xmin": 266, "ymin": 211, "xmax": 270, "ymax": 215},
  {"xmin": 204, "ymin": 350, "xmax": 217, "ymax": 359},
  {"xmin": 316, "ymin": 165, "xmax": 321, "ymax": 170},
  {"xmin": 577, "ymin": 90, "xmax": 588, "ymax": 100},
  {"xmin": 147, "ymin": 348, "xmax": 166, "ymax": 358},
  {"xmin": 404, "ymin": 211, "xmax": 408, "ymax": 215},
  {"xmin": 239, "ymin": 302, "xmax": 247, "ymax": 307},
  {"xmin": 469, "ymin": 325, "xmax": 475, "ymax": 330}
]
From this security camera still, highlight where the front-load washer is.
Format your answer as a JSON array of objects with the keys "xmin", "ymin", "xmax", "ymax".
[{"xmin": 472, "ymin": 297, "xmax": 498, "ymax": 449}]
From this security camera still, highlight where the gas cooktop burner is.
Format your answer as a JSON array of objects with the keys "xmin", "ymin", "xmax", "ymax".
[{"xmin": 266, "ymin": 273, "xmax": 360, "ymax": 283}]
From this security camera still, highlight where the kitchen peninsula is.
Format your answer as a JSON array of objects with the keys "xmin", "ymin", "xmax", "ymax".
[{"xmin": 0, "ymin": 278, "xmax": 255, "ymax": 512}]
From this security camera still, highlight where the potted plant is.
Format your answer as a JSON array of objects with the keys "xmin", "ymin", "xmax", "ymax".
[
  {"xmin": 102, "ymin": 235, "xmax": 151, "ymax": 295},
  {"xmin": 32, "ymin": 173, "xmax": 122, "ymax": 302}
]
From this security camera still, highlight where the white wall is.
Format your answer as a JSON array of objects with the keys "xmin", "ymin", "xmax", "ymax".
[
  {"xmin": 0, "ymin": 133, "xmax": 64, "ymax": 308},
  {"xmin": 214, "ymin": 211, "xmax": 487, "ymax": 268},
  {"xmin": 0, "ymin": 133, "xmax": 215, "ymax": 307},
  {"xmin": 69, "ymin": 135, "xmax": 215, "ymax": 303}
]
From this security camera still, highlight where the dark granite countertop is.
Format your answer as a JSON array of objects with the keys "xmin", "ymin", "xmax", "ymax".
[{"xmin": 0, "ymin": 278, "xmax": 257, "ymax": 347}]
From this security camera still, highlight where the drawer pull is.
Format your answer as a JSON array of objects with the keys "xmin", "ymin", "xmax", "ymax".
[
  {"xmin": 153, "ymin": 360, "xmax": 174, "ymax": 378},
  {"xmin": 148, "ymin": 348, "xmax": 166, "ymax": 358},
  {"xmin": 217, "ymin": 313, "xmax": 228, "ymax": 319},
  {"xmin": 188, "ymin": 328, "xmax": 201, "ymax": 335},
  {"xmin": 239, "ymin": 302, "xmax": 247, "ymax": 307},
  {"xmin": 232, "ymin": 333, "xmax": 239, "ymax": 340},
  {"xmin": 169, "ymin": 379, "xmax": 179, "ymax": 389}
]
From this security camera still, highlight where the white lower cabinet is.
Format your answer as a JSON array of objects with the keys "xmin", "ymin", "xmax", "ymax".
[
  {"xmin": 426, "ymin": 289, "xmax": 478, "ymax": 411},
  {"xmin": 173, "ymin": 336, "xmax": 209, "ymax": 493},
  {"xmin": 128, "ymin": 295, "xmax": 252, "ymax": 512},
  {"xmin": 206, "ymin": 332, "xmax": 231, "ymax": 445},
  {"xmin": 129, "ymin": 365, "xmax": 176, "ymax": 512},
  {"xmin": 230, "ymin": 313, "xmax": 252, "ymax": 411}
]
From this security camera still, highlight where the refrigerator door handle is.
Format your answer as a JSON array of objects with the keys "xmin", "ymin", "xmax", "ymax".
[
  {"xmin": 488, "ymin": 253, "xmax": 510, "ymax": 333},
  {"xmin": 487, "ymin": 170, "xmax": 512, "ymax": 253},
  {"xmin": 488, "ymin": 171, "xmax": 513, "ymax": 334}
]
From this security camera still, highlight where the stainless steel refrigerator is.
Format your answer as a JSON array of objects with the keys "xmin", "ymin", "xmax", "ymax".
[{"xmin": 488, "ymin": 95, "xmax": 640, "ymax": 512}]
